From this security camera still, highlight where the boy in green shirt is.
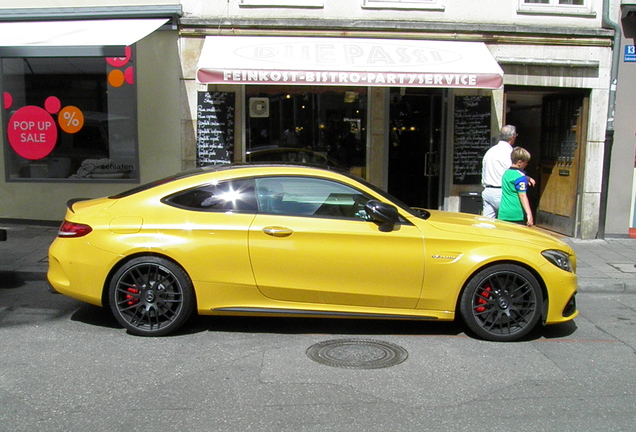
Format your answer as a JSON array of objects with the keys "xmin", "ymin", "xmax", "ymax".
[{"xmin": 498, "ymin": 147, "xmax": 534, "ymax": 226}]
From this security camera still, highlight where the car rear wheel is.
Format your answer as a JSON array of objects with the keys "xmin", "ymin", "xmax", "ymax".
[
  {"xmin": 460, "ymin": 264, "xmax": 543, "ymax": 342},
  {"xmin": 108, "ymin": 257, "xmax": 195, "ymax": 336}
]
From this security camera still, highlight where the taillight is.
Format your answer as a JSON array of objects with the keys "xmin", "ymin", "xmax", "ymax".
[{"xmin": 58, "ymin": 221, "xmax": 93, "ymax": 238}]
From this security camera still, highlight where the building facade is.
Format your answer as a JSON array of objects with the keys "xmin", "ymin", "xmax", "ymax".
[
  {"xmin": 0, "ymin": 1, "xmax": 184, "ymax": 221},
  {"xmin": 609, "ymin": 0, "xmax": 636, "ymax": 238},
  {"xmin": 1, "ymin": 0, "xmax": 633, "ymax": 239}
]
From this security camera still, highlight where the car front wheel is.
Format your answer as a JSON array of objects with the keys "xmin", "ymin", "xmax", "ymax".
[
  {"xmin": 460, "ymin": 264, "xmax": 543, "ymax": 342},
  {"xmin": 108, "ymin": 257, "xmax": 195, "ymax": 336}
]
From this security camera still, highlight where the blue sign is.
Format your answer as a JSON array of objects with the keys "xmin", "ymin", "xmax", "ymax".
[{"xmin": 624, "ymin": 45, "xmax": 636, "ymax": 62}]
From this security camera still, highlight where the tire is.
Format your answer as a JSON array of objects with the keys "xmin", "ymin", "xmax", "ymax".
[
  {"xmin": 459, "ymin": 264, "xmax": 543, "ymax": 342},
  {"xmin": 108, "ymin": 257, "xmax": 195, "ymax": 336}
]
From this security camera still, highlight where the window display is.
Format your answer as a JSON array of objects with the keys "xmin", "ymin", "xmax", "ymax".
[
  {"xmin": 2, "ymin": 48, "xmax": 139, "ymax": 181},
  {"xmin": 245, "ymin": 86, "xmax": 367, "ymax": 176}
]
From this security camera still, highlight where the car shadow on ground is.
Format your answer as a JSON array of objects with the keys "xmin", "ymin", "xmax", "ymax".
[
  {"xmin": 0, "ymin": 273, "xmax": 90, "ymax": 327},
  {"xmin": 0, "ymin": 271, "xmax": 25, "ymax": 289},
  {"xmin": 191, "ymin": 315, "xmax": 578, "ymax": 342},
  {"xmin": 190, "ymin": 314, "xmax": 467, "ymax": 338},
  {"xmin": 70, "ymin": 304, "xmax": 121, "ymax": 329},
  {"xmin": 70, "ymin": 304, "xmax": 468, "ymax": 338},
  {"xmin": 69, "ymin": 304, "xmax": 578, "ymax": 342}
]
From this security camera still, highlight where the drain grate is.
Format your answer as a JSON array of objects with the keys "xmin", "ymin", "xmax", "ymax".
[{"xmin": 306, "ymin": 338, "xmax": 408, "ymax": 369}]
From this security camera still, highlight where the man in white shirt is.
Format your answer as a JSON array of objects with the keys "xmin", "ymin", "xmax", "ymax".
[{"xmin": 481, "ymin": 125, "xmax": 517, "ymax": 218}]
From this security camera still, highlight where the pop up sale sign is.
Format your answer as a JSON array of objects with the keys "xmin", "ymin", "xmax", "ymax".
[{"xmin": 7, "ymin": 106, "xmax": 58, "ymax": 160}]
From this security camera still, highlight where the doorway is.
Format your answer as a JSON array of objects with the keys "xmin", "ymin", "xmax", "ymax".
[
  {"xmin": 388, "ymin": 89, "xmax": 444, "ymax": 209},
  {"xmin": 505, "ymin": 87, "xmax": 588, "ymax": 237}
]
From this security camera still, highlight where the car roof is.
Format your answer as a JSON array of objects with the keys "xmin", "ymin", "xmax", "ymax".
[{"xmin": 109, "ymin": 163, "xmax": 349, "ymax": 199}]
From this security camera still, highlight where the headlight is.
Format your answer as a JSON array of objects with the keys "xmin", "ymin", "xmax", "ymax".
[{"xmin": 542, "ymin": 250, "xmax": 573, "ymax": 272}]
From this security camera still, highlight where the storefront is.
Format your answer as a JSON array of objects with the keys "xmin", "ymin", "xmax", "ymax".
[
  {"xmin": 0, "ymin": 6, "xmax": 183, "ymax": 221},
  {"xmin": 1, "ymin": 3, "xmax": 617, "ymax": 239},
  {"xmin": 187, "ymin": 32, "xmax": 611, "ymax": 239},
  {"xmin": 192, "ymin": 35, "xmax": 504, "ymax": 212}
]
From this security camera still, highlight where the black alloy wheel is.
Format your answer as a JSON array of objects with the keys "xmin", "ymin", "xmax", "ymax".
[
  {"xmin": 108, "ymin": 257, "xmax": 195, "ymax": 336},
  {"xmin": 460, "ymin": 264, "xmax": 543, "ymax": 342}
]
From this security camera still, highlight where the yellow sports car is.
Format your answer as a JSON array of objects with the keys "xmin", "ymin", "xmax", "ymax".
[{"xmin": 48, "ymin": 164, "xmax": 577, "ymax": 341}]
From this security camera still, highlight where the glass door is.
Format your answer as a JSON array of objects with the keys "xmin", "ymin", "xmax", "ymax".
[{"xmin": 388, "ymin": 89, "xmax": 444, "ymax": 209}]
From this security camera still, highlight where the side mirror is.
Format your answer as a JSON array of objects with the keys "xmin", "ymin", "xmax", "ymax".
[{"xmin": 364, "ymin": 200, "xmax": 399, "ymax": 232}]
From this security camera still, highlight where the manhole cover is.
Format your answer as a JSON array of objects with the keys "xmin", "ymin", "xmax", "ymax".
[{"xmin": 306, "ymin": 338, "xmax": 408, "ymax": 369}]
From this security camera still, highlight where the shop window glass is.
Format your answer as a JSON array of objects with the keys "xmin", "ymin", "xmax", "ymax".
[
  {"xmin": 519, "ymin": 0, "xmax": 589, "ymax": 13},
  {"xmin": 2, "ymin": 49, "xmax": 139, "ymax": 181},
  {"xmin": 245, "ymin": 86, "xmax": 367, "ymax": 178}
]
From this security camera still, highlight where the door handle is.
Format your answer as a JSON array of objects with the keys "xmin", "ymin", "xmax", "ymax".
[{"xmin": 262, "ymin": 226, "xmax": 294, "ymax": 237}]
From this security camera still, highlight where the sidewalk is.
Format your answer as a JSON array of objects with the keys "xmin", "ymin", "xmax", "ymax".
[
  {"xmin": 562, "ymin": 236, "xmax": 636, "ymax": 293},
  {"xmin": 1, "ymin": 221, "xmax": 635, "ymax": 293}
]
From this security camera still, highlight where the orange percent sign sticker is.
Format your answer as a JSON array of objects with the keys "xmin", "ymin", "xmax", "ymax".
[{"xmin": 58, "ymin": 106, "xmax": 84, "ymax": 134}]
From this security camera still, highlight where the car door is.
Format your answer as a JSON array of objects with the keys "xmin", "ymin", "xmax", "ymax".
[
  {"xmin": 248, "ymin": 176, "xmax": 425, "ymax": 309},
  {"xmin": 161, "ymin": 178, "xmax": 258, "ymax": 290}
]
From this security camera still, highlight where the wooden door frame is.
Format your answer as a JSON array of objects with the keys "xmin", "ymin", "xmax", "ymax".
[{"xmin": 536, "ymin": 94, "xmax": 589, "ymax": 237}]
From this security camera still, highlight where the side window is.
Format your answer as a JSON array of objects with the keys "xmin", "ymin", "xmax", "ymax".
[
  {"xmin": 255, "ymin": 176, "xmax": 373, "ymax": 220},
  {"xmin": 163, "ymin": 178, "xmax": 258, "ymax": 212}
]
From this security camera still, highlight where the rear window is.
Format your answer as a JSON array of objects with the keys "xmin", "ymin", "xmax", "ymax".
[
  {"xmin": 163, "ymin": 178, "xmax": 258, "ymax": 212},
  {"xmin": 109, "ymin": 169, "xmax": 204, "ymax": 199},
  {"xmin": 109, "ymin": 164, "xmax": 253, "ymax": 199}
]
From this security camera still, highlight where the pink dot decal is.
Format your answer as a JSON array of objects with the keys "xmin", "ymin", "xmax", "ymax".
[
  {"xmin": 7, "ymin": 106, "xmax": 58, "ymax": 160},
  {"xmin": 4, "ymin": 92, "xmax": 12, "ymax": 110},
  {"xmin": 45, "ymin": 96, "xmax": 61, "ymax": 114},
  {"xmin": 124, "ymin": 66, "xmax": 134, "ymax": 85},
  {"xmin": 106, "ymin": 46, "xmax": 132, "ymax": 67}
]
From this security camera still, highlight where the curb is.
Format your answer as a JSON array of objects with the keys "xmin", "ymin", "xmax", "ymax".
[{"xmin": 575, "ymin": 278, "xmax": 636, "ymax": 294}]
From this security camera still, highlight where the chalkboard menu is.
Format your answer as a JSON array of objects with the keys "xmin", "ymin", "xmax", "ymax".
[
  {"xmin": 453, "ymin": 95, "xmax": 492, "ymax": 184},
  {"xmin": 197, "ymin": 91, "xmax": 235, "ymax": 166}
]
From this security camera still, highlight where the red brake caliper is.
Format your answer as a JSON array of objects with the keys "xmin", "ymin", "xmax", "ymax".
[
  {"xmin": 126, "ymin": 286, "xmax": 140, "ymax": 306},
  {"xmin": 476, "ymin": 285, "xmax": 491, "ymax": 313}
]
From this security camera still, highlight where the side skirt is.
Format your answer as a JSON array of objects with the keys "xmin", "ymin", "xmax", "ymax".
[{"xmin": 212, "ymin": 307, "xmax": 439, "ymax": 320}]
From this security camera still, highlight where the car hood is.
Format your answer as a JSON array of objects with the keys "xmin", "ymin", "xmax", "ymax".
[{"xmin": 421, "ymin": 210, "xmax": 573, "ymax": 252}]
